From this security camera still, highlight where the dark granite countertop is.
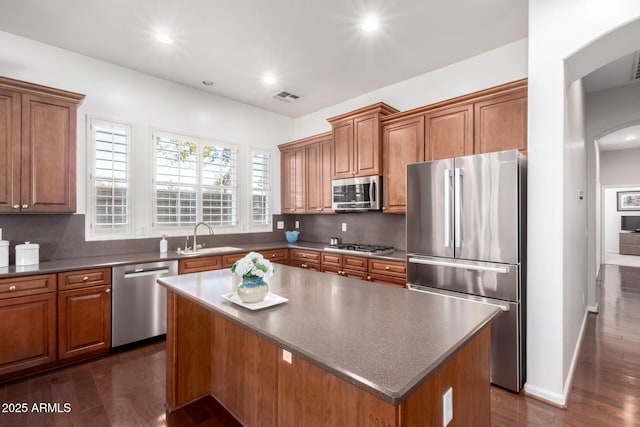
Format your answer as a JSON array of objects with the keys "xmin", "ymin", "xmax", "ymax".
[
  {"xmin": 0, "ymin": 241, "xmax": 406, "ymax": 279},
  {"xmin": 157, "ymin": 265, "xmax": 500, "ymax": 404}
]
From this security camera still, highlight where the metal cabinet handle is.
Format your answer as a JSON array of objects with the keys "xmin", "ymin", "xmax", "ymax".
[
  {"xmin": 301, "ymin": 263, "xmax": 307, "ymax": 268},
  {"xmin": 385, "ymin": 266, "xmax": 390, "ymax": 270},
  {"xmin": 22, "ymin": 204, "xmax": 28, "ymax": 209},
  {"xmin": 9, "ymin": 285, "xmax": 16, "ymax": 291},
  {"xmin": 382, "ymin": 207, "xmax": 387, "ymax": 210},
  {"xmin": 366, "ymin": 276, "xmax": 372, "ymax": 281},
  {"xmin": 13, "ymin": 205, "xmax": 19, "ymax": 209},
  {"xmin": 83, "ymin": 276, "xmax": 89, "ymax": 281},
  {"xmin": 105, "ymin": 289, "xmax": 110, "ymax": 293},
  {"xmin": 302, "ymin": 254, "xmax": 306, "ymax": 258},
  {"xmin": 271, "ymin": 254, "xmax": 276, "ymax": 258}
]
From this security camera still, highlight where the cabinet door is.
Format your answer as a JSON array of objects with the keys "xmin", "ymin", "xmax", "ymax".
[
  {"xmin": 474, "ymin": 88, "xmax": 527, "ymax": 154},
  {"xmin": 292, "ymin": 147, "xmax": 305, "ymax": 212},
  {"xmin": 0, "ymin": 88, "xmax": 21, "ymax": 213},
  {"xmin": 21, "ymin": 94, "xmax": 77, "ymax": 213},
  {"xmin": 382, "ymin": 116, "xmax": 425, "ymax": 213},
  {"xmin": 319, "ymin": 138, "xmax": 334, "ymax": 212},
  {"xmin": 305, "ymin": 142, "xmax": 321, "ymax": 213},
  {"xmin": 354, "ymin": 113, "xmax": 380, "ymax": 176},
  {"xmin": 0, "ymin": 293, "xmax": 57, "ymax": 375},
  {"xmin": 425, "ymin": 104, "xmax": 473, "ymax": 161},
  {"xmin": 281, "ymin": 148, "xmax": 295, "ymax": 213},
  {"xmin": 178, "ymin": 255, "xmax": 222, "ymax": 274},
  {"xmin": 58, "ymin": 285, "xmax": 111, "ymax": 359},
  {"xmin": 332, "ymin": 119, "xmax": 354, "ymax": 179}
]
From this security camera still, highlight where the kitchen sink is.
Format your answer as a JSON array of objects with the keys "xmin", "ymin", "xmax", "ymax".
[{"xmin": 179, "ymin": 246, "xmax": 243, "ymax": 256}]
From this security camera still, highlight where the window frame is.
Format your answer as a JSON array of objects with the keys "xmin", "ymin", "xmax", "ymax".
[
  {"xmin": 86, "ymin": 116, "xmax": 135, "ymax": 241},
  {"xmin": 151, "ymin": 129, "xmax": 241, "ymax": 236},
  {"xmin": 248, "ymin": 147, "xmax": 273, "ymax": 232}
]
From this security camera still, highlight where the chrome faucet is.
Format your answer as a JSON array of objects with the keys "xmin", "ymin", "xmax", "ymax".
[{"xmin": 193, "ymin": 222, "xmax": 213, "ymax": 252}]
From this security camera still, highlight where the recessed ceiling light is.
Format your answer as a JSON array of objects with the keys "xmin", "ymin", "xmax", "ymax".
[
  {"xmin": 202, "ymin": 80, "xmax": 214, "ymax": 86},
  {"xmin": 361, "ymin": 16, "xmax": 380, "ymax": 32},
  {"xmin": 625, "ymin": 136, "xmax": 638, "ymax": 141},
  {"xmin": 155, "ymin": 33, "xmax": 174, "ymax": 44},
  {"xmin": 263, "ymin": 75, "xmax": 277, "ymax": 85}
]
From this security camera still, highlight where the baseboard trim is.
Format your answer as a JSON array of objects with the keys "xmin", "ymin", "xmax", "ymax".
[{"xmin": 523, "ymin": 308, "xmax": 590, "ymax": 408}]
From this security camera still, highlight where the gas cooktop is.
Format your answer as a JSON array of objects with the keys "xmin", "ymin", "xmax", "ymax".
[{"xmin": 323, "ymin": 243, "xmax": 395, "ymax": 256}]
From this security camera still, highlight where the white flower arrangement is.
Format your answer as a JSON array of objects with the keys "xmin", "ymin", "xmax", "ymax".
[{"xmin": 231, "ymin": 252, "xmax": 274, "ymax": 280}]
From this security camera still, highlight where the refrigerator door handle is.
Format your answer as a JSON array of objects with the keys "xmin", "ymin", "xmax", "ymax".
[
  {"xmin": 454, "ymin": 167, "xmax": 463, "ymax": 248},
  {"xmin": 408, "ymin": 256, "xmax": 510, "ymax": 274},
  {"xmin": 407, "ymin": 283, "xmax": 510, "ymax": 312},
  {"xmin": 444, "ymin": 169, "xmax": 452, "ymax": 247}
]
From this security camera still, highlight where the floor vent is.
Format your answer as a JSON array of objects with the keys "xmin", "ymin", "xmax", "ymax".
[{"xmin": 273, "ymin": 91, "xmax": 302, "ymax": 103}]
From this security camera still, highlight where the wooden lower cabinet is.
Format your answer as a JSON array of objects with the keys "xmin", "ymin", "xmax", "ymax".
[
  {"xmin": 222, "ymin": 252, "xmax": 247, "ymax": 268},
  {"xmin": 259, "ymin": 248, "xmax": 289, "ymax": 265},
  {"xmin": 367, "ymin": 259, "xmax": 407, "ymax": 287},
  {"xmin": 58, "ymin": 285, "xmax": 111, "ymax": 359},
  {"xmin": 0, "ymin": 293, "xmax": 57, "ymax": 376},
  {"xmin": 290, "ymin": 249, "xmax": 321, "ymax": 271},
  {"xmin": 619, "ymin": 232, "xmax": 640, "ymax": 255}
]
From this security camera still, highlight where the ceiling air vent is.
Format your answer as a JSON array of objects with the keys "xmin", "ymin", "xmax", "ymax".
[
  {"xmin": 273, "ymin": 91, "xmax": 302, "ymax": 103},
  {"xmin": 634, "ymin": 51, "xmax": 640, "ymax": 80}
]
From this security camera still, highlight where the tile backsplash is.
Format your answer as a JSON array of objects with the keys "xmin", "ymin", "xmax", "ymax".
[{"xmin": 0, "ymin": 214, "xmax": 293, "ymax": 263}]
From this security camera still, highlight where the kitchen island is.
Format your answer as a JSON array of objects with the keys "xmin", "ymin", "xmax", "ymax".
[{"xmin": 158, "ymin": 265, "xmax": 500, "ymax": 426}]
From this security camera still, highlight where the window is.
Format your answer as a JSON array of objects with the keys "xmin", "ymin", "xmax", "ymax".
[
  {"xmin": 251, "ymin": 149, "xmax": 271, "ymax": 226},
  {"xmin": 88, "ymin": 118, "xmax": 132, "ymax": 238},
  {"xmin": 153, "ymin": 131, "xmax": 237, "ymax": 232}
]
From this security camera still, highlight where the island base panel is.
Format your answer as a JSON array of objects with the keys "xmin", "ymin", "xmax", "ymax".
[{"xmin": 166, "ymin": 291, "xmax": 492, "ymax": 426}]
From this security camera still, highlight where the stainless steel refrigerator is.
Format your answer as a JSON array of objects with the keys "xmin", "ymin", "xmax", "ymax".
[{"xmin": 406, "ymin": 149, "xmax": 526, "ymax": 392}]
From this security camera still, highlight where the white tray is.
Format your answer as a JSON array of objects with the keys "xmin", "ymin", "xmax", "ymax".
[{"xmin": 221, "ymin": 292, "xmax": 288, "ymax": 310}]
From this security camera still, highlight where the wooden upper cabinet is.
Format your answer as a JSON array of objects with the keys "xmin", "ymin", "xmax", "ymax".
[
  {"xmin": 328, "ymin": 103, "xmax": 398, "ymax": 179},
  {"xmin": 382, "ymin": 115, "xmax": 425, "ymax": 214},
  {"xmin": 0, "ymin": 77, "xmax": 84, "ymax": 214},
  {"xmin": 474, "ymin": 87, "xmax": 527, "ymax": 154},
  {"xmin": 425, "ymin": 103, "xmax": 473, "ymax": 161},
  {"xmin": 331, "ymin": 119, "xmax": 354, "ymax": 179},
  {"xmin": 305, "ymin": 133, "xmax": 333, "ymax": 214},
  {"xmin": 280, "ymin": 145, "xmax": 305, "ymax": 214},
  {"xmin": 0, "ymin": 88, "xmax": 21, "ymax": 213}
]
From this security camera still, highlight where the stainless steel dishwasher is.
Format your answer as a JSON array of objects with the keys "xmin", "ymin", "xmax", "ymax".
[{"xmin": 111, "ymin": 260, "xmax": 178, "ymax": 347}]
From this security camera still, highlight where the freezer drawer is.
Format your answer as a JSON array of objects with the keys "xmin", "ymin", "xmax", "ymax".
[
  {"xmin": 407, "ymin": 284, "xmax": 523, "ymax": 392},
  {"xmin": 407, "ymin": 255, "xmax": 519, "ymax": 302}
]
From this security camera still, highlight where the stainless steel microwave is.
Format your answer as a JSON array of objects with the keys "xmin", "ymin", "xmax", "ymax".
[{"xmin": 331, "ymin": 176, "xmax": 382, "ymax": 211}]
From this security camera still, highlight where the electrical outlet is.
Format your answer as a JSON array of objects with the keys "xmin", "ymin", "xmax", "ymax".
[
  {"xmin": 342, "ymin": 222, "xmax": 347, "ymax": 232},
  {"xmin": 277, "ymin": 221, "xmax": 284, "ymax": 229},
  {"xmin": 295, "ymin": 221, "xmax": 300, "ymax": 229},
  {"xmin": 443, "ymin": 387, "xmax": 453, "ymax": 426},
  {"xmin": 282, "ymin": 349, "xmax": 292, "ymax": 364}
]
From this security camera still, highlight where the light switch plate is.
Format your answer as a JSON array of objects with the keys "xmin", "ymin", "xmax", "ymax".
[
  {"xmin": 443, "ymin": 387, "xmax": 453, "ymax": 426},
  {"xmin": 341, "ymin": 222, "xmax": 347, "ymax": 232},
  {"xmin": 277, "ymin": 221, "xmax": 284, "ymax": 229},
  {"xmin": 295, "ymin": 221, "xmax": 300, "ymax": 229},
  {"xmin": 282, "ymin": 349, "xmax": 292, "ymax": 364}
]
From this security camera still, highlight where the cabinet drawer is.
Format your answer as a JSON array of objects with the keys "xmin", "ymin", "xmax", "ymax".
[
  {"xmin": 222, "ymin": 252, "xmax": 247, "ymax": 268},
  {"xmin": 58, "ymin": 268, "xmax": 111, "ymax": 290},
  {"xmin": 260, "ymin": 249, "xmax": 289, "ymax": 264},
  {"xmin": 367, "ymin": 273, "xmax": 407, "ymax": 287},
  {"xmin": 321, "ymin": 253, "xmax": 341, "ymax": 267},
  {"xmin": 179, "ymin": 256, "xmax": 223, "ymax": 274},
  {"xmin": 290, "ymin": 259, "xmax": 320, "ymax": 271},
  {"xmin": 0, "ymin": 274, "xmax": 57, "ymax": 299},
  {"xmin": 344, "ymin": 256, "xmax": 367, "ymax": 272},
  {"xmin": 290, "ymin": 249, "xmax": 321, "ymax": 262},
  {"xmin": 619, "ymin": 233, "xmax": 640, "ymax": 244},
  {"xmin": 368, "ymin": 259, "xmax": 406, "ymax": 277},
  {"xmin": 343, "ymin": 269, "xmax": 368, "ymax": 281}
]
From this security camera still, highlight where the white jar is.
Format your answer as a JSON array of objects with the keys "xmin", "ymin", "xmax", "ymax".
[
  {"xmin": 0, "ymin": 240, "xmax": 8, "ymax": 268},
  {"xmin": 15, "ymin": 242, "xmax": 39, "ymax": 266}
]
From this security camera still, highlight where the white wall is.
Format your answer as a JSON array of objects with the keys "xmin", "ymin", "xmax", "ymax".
[
  {"xmin": 0, "ymin": 31, "xmax": 293, "ymax": 237},
  {"xmin": 528, "ymin": 0, "xmax": 640, "ymax": 405},
  {"xmin": 600, "ymin": 147, "xmax": 640, "ymax": 185},
  {"xmin": 603, "ymin": 187, "xmax": 640, "ymax": 253},
  {"xmin": 292, "ymin": 39, "xmax": 528, "ymax": 139}
]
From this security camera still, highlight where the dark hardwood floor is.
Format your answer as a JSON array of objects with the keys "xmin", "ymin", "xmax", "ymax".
[{"xmin": 0, "ymin": 264, "xmax": 638, "ymax": 426}]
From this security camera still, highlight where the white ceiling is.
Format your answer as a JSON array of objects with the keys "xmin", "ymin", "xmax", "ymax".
[
  {"xmin": 0, "ymin": 0, "xmax": 528, "ymax": 118},
  {"xmin": 597, "ymin": 125, "xmax": 640, "ymax": 152}
]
